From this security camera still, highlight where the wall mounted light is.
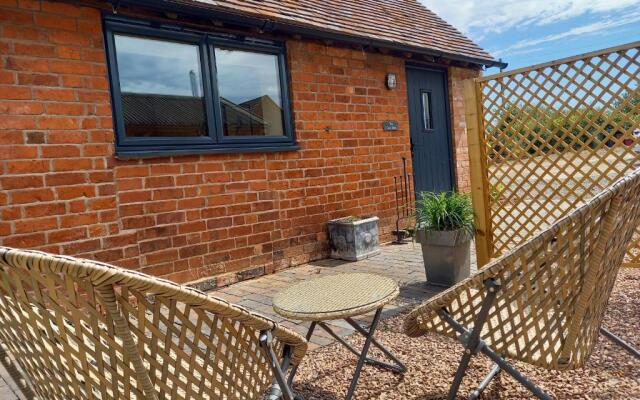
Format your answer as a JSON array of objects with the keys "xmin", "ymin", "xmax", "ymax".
[{"xmin": 385, "ymin": 73, "xmax": 397, "ymax": 89}]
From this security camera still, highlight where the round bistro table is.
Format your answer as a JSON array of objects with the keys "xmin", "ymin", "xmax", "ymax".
[{"xmin": 273, "ymin": 273, "xmax": 407, "ymax": 400}]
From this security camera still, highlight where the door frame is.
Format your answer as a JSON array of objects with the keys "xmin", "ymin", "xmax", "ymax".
[{"xmin": 405, "ymin": 62, "xmax": 457, "ymax": 192}]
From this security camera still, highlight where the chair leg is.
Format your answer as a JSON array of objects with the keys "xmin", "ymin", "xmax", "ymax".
[
  {"xmin": 260, "ymin": 331, "xmax": 297, "ymax": 400},
  {"xmin": 600, "ymin": 326, "xmax": 640, "ymax": 359},
  {"xmin": 442, "ymin": 278, "xmax": 500, "ymax": 400},
  {"xmin": 447, "ymin": 350, "xmax": 473, "ymax": 400},
  {"xmin": 439, "ymin": 278, "xmax": 552, "ymax": 400},
  {"xmin": 481, "ymin": 347, "xmax": 552, "ymax": 400},
  {"xmin": 469, "ymin": 363, "xmax": 500, "ymax": 400},
  {"xmin": 0, "ymin": 341, "xmax": 36, "ymax": 400}
]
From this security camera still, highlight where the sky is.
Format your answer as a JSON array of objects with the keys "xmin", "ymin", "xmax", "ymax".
[{"xmin": 420, "ymin": 0, "xmax": 640, "ymax": 71}]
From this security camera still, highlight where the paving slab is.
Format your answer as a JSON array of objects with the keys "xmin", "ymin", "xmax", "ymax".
[{"xmin": 208, "ymin": 241, "xmax": 477, "ymax": 348}]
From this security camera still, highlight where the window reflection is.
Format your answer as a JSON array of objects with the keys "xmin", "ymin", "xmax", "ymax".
[
  {"xmin": 215, "ymin": 48, "xmax": 285, "ymax": 137},
  {"xmin": 114, "ymin": 35, "xmax": 208, "ymax": 137}
]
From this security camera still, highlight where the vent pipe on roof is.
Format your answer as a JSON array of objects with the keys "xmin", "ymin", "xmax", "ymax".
[{"xmin": 189, "ymin": 70, "xmax": 199, "ymax": 97}]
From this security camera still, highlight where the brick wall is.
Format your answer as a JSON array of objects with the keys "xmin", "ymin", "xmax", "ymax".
[
  {"xmin": 449, "ymin": 66, "xmax": 481, "ymax": 192},
  {"xmin": 0, "ymin": 0, "xmax": 477, "ymax": 286}
]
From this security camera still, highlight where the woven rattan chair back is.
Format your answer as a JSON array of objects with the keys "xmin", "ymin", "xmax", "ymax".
[
  {"xmin": 0, "ymin": 248, "xmax": 307, "ymax": 400},
  {"xmin": 405, "ymin": 168, "xmax": 640, "ymax": 370}
]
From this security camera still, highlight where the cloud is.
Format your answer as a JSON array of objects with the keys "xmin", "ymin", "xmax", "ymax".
[
  {"xmin": 493, "ymin": 12, "xmax": 640, "ymax": 56},
  {"xmin": 420, "ymin": 0, "xmax": 640, "ymax": 37}
]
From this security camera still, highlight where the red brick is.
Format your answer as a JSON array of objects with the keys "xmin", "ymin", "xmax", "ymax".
[
  {"xmin": 6, "ymin": 159, "xmax": 49, "ymax": 173},
  {"xmin": 0, "ymin": 115, "xmax": 36, "ymax": 129},
  {"xmin": 115, "ymin": 165, "xmax": 149, "ymax": 178},
  {"xmin": 18, "ymin": 0, "xmax": 40, "ymax": 10},
  {"xmin": 13, "ymin": 43, "xmax": 56, "ymax": 57},
  {"xmin": 34, "ymin": 14, "xmax": 76, "ymax": 31},
  {"xmin": 60, "ymin": 213, "xmax": 97, "ymax": 228},
  {"xmin": 40, "ymin": 1, "xmax": 84, "ymax": 16},
  {"xmin": 0, "ymin": 145, "xmax": 37, "ymax": 159},
  {"xmin": 0, "ymin": 175, "xmax": 43, "ymax": 189},
  {"xmin": 3, "ymin": 232, "xmax": 45, "ymax": 248},
  {"xmin": 145, "ymin": 249, "xmax": 179, "ymax": 264},
  {"xmin": 56, "ymin": 46, "xmax": 82, "ymax": 60},
  {"xmin": 56, "ymin": 185, "xmax": 95, "ymax": 199},
  {"xmin": 0, "ymin": 85, "xmax": 31, "ymax": 99},
  {"xmin": 15, "ymin": 216, "xmax": 57, "ymax": 233},
  {"xmin": 0, "ymin": 71, "xmax": 15, "ymax": 84},
  {"xmin": 2, "ymin": 207, "xmax": 21, "ymax": 220},
  {"xmin": 37, "ymin": 116, "xmax": 79, "ymax": 129},
  {"xmin": 41, "ymin": 145, "xmax": 81, "ymax": 158},
  {"xmin": 5, "ymin": 57, "xmax": 49, "ymax": 72},
  {"xmin": 45, "ymin": 172, "xmax": 86, "ymax": 186},
  {"xmin": 11, "ymin": 188, "xmax": 54, "ymax": 204},
  {"xmin": 49, "ymin": 60, "xmax": 92, "ymax": 75},
  {"xmin": 0, "ymin": 8, "xmax": 33, "ymax": 25},
  {"xmin": 34, "ymin": 87, "xmax": 77, "ymax": 101},
  {"xmin": 47, "ymin": 30, "xmax": 90, "ymax": 46},
  {"xmin": 17, "ymin": 73, "xmax": 59, "ymax": 86},
  {"xmin": 46, "ymin": 103, "xmax": 85, "ymax": 115},
  {"xmin": 52, "ymin": 158, "xmax": 91, "ymax": 171},
  {"xmin": 48, "ymin": 227, "xmax": 88, "ymax": 243},
  {"xmin": 24, "ymin": 202, "xmax": 65, "ymax": 218}
]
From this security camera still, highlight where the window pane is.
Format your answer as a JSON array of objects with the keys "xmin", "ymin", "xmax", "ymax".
[
  {"xmin": 421, "ymin": 91, "xmax": 433, "ymax": 130},
  {"xmin": 114, "ymin": 34, "xmax": 208, "ymax": 138},
  {"xmin": 215, "ymin": 48, "xmax": 285, "ymax": 137}
]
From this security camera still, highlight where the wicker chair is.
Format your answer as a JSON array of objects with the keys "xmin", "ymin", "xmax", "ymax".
[
  {"xmin": 0, "ymin": 248, "xmax": 307, "ymax": 400},
  {"xmin": 404, "ymin": 168, "xmax": 640, "ymax": 400}
]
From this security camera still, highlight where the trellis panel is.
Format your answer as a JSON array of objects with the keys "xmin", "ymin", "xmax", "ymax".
[{"xmin": 471, "ymin": 41, "xmax": 640, "ymax": 266}]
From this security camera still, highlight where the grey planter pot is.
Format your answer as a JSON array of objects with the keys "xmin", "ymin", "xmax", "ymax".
[
  {"xmin": 328, "ymin": 216, "xmax": 381, "ymax": 261},
  {"xmin": 415, "ymin": 228, "xmax": 472, "ymax": 287}
]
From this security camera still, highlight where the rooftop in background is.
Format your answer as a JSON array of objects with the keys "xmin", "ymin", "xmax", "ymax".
[{"xmin": 128, "ymin": 0, "xmax": 503, "ymax": 68}]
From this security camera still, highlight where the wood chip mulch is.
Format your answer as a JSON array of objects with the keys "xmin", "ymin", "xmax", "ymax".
[{"xmin": 293, "ymin": 268, "xmax": 640, "ymax": 399}]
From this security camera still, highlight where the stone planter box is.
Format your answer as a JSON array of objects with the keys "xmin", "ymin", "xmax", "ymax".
[
  {"xmin": 328, "ymin": 216, "xmax": 380, "ymax": 261},
  {"xmin": 415, "ymin": 228, "xmax": 472, "ymax": 287}
]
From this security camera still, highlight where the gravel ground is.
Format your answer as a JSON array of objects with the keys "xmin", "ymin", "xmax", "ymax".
[{"xmin": 293, "ymin": 268, "xmax": 640, "ymax": 399}]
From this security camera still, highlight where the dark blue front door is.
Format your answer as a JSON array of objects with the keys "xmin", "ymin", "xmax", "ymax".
[{"xmin": 406, "ymin": 66, "xmax": 454, "ymax": 195}]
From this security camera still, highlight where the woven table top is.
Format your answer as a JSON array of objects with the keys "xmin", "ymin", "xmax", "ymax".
[{"xmin": 272, "ymin": 273, "xmax": 399, "ymax": 321}]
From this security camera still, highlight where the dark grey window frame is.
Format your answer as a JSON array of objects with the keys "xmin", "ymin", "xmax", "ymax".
[{"xmin": 103, "ymin": 15, "xmax": 297, "ymax": 158}]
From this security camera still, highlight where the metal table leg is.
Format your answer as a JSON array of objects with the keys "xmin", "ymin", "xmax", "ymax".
[
  {"xmin": 288, "ymin": 321, "xmax": 317, "ymax": 386},
  {"xmin": 288, "ymin": 308, "xmax": 406, "ymax": 400},
  {"xmin": 345, "ymin": 307, "xmax": 383, "ymax": 400}
]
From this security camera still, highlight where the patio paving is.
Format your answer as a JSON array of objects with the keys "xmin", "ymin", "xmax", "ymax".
[{"xmin": 210, "ymin": 241, "xmax": 476, "ymax": 350}]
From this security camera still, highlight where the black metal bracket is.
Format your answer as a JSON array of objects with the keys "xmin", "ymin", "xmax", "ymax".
[{"xmin": 108, "ymin": 0, "xmax": 121, "ymax": 14}]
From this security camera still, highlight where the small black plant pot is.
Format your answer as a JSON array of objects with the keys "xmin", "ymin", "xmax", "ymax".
[
  {"xmin": 327, "ymin": 216, "xmax": 380, "ymax": 261},
  {"xmin": 415, "ymin": 228, "xmax": 472, "ymax": 287}
]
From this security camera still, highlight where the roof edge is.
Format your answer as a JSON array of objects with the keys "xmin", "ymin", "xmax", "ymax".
[{"xmin": 108, "ymin": 0, "xmax": 507, "ymax": 69}]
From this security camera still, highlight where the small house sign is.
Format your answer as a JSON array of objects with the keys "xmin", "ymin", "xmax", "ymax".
[{"xmin": 383, "ymin": 120, "xmax": 399, "ymax": 131}]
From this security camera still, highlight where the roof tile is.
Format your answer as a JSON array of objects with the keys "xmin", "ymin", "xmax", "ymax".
[{"xmin": 168, "ymin": 0, "xmax": 496, "ymax": 64}]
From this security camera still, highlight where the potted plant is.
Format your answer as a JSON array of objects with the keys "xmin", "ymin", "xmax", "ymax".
[
  {"xmin": 327, "ymin": 216, "xmax": 380, "ymax": 261},
  {"xmin": 415, "ymin": 192, "xmax": 475, "ymax": 286}
]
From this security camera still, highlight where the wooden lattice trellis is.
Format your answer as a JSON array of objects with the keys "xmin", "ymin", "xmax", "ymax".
[{"xmin": 465, "ymin": 41, "xmax": 640, "ymax": 267}]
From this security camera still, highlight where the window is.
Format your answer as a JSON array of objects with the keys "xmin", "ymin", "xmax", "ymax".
[
  {"xmin": 104, "ymin": 17, "xmax": 295, "ymax": 157},
  {"xmin": 216, "ymin": 48, "xmax": 285, "ymax": 138},
  {"xmin": 421, "ymin": 91, "xmax": 433, "ymax": 131}
]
